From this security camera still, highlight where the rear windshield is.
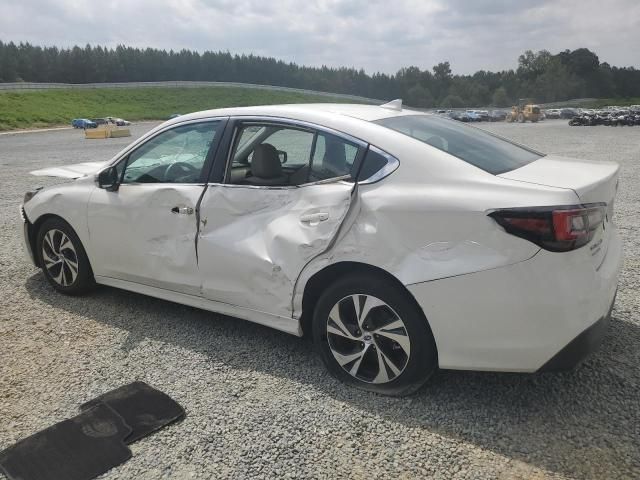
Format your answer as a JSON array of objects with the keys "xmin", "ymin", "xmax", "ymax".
[{"xmin": 374, "ymin": 115, "xmax": 543, "ymax": 175}]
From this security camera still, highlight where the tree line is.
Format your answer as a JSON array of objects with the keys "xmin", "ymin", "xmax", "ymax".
[{"xmin": 1, "ymin": 41, "xmax": 639, "ymax": 107}]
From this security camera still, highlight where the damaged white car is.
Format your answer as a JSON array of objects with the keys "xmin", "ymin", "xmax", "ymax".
[{"xmin": 21, "ymin": 101, "xmax": 621, "ymax": 395}]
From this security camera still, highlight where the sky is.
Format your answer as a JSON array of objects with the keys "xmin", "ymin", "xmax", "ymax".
[{"xmin": 1, "ymin": 0, "xmax": 639, "ymax": 75}]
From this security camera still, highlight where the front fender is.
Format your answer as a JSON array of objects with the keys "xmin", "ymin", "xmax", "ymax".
[{"xmin": 23, "ymin": 178, "xmax": 95, "ymax": 261}]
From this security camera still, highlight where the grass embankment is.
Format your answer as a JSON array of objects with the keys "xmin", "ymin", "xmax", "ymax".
[
  {"xmin": 0, "ymin": 86, "xmax": 361, "ymax": 131},
  {"xmin": 539, "ymin": 97, "xmax": 640, "ymax": 108},
  {"xmin": 586, "ymin": 98, "xmax": 640, "ymax": 108}
]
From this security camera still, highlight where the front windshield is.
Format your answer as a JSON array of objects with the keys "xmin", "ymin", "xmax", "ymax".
[{"xmin": 374, "ymin": 115, "xmax": 543, "ymax": 174}]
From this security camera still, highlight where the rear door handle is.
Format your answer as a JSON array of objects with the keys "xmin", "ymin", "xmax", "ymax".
[
  {"xmin": 300, "ymin": 212, "xmax": 329, "ymax": 226},
  {"xmin": 171, "ymin": 206, "xmax": 194, "ymax": 215}
]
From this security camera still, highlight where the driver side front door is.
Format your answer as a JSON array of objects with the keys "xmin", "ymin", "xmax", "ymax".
[{"xmin": 87, "ymin": 119, "xmax": 225, "ymax": 295}]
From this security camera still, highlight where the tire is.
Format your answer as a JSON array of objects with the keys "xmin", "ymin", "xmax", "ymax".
[
  {"xmin": 312, "ymin": 273, "xmax": 438, "ymax": 396},
  {"xmin": 518, "ymin": 113, "xmax": 525, "ymax": 123},
  {"xmin": 36, "ymin": 217, "xmax": 95, "ymax": 295}
]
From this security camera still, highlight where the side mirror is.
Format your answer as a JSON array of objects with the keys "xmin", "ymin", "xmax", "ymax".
[
  {"xmin": 97, "ymin": 166, "xmax": 119, "ymax": 191},
  {"xmin": 277, "ymin": 150, "xmax": 288, "ymax": 164}
]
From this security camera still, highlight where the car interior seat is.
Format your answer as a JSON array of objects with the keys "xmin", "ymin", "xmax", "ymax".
[{"xmin": 243, "ymin": 143, "xmax": 288, "ymax": 186}]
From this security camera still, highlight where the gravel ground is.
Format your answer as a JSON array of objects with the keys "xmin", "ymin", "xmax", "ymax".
[{"xmin": 1, "ymin": 120, "xmax": 639, "ymax": 479}]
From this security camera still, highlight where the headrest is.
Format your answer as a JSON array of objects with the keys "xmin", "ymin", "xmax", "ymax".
[
  {"xmin": 323, "ymin": 138, "xmax": 346, "ymax": 174},
  {"xmin": 251, "ymin": 143, "xmax": 282, "ymax": 179}
]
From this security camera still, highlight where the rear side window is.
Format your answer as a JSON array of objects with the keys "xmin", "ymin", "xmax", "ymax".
[
  {"xmin": 374, "ymin": 115, "xmax": 542, "ymax": 175},
  {"xmin": 358, "ymin": 148, "xmax": 391, "ymax": 181}
]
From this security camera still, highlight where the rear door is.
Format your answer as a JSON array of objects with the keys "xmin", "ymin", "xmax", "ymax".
[{"xmin": 196, "ymin": 118, "xmax": 365, "ymax": 318}]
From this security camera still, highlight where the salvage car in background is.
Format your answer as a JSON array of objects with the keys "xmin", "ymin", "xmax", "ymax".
[
  {"xmin": 106, "ymin": 116, "xmax": 132, "ymax": 126},
  {"xmin": 560, "ymin": 108, "xmax": 579, "ymax": 119},
  {"xmin": 71, "ymin": 118, "xmax": 97, "ymax": 129},
  {"xmin": 448, "ymin": 111, "xmax": 471, "ymax": 122},
  {"xmin": 465, "ymin": 110, "xmax": 482, "ymax": 121},
  {"xmin": 489, "ymin": 110, "xmax": 507, "ymax": 121},
  {"xmin": 21, "ymin": 101, "xmax": 621, "ymax": 395},
  {"xmin": 544, "ymin": 108, "xmax": 562, "ymax": 119}
]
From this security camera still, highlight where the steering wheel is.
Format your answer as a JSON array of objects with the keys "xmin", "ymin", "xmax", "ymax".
[{"xmin": 164, "ymin": 161, "xmax": 199, "ymax": 181}]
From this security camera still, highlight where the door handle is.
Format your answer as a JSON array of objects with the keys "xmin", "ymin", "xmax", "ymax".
[
  {"xmin": 300, "ymin": 212, "xmax": 329, "ymax": 226},
  {"xmin": 171, "ymin": 206, "xmax": 194, "ymax": 215}
]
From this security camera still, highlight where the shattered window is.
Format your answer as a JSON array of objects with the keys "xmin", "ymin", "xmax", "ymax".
[{"xmin": 122, "ymin": 121, "xmax": 220, "ymax": 184}]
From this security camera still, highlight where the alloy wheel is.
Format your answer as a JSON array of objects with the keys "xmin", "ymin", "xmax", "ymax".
[
  {"xmin": 326, "ymin": 294, "xmax": 411, "ymax": 384},
  {"xmin": 41, "ymin": 228, "xmax": 79, "ymax": 287}
]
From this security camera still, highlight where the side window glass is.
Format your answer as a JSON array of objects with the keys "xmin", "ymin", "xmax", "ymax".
[
  {"xmin": 121, "ymin": 122, "xmax": 219, "ymax": 184},
  {"xmin": 309, "ymin": 132, "xmax": 358, "ymax": 182},
  {"xmin": 227, "ymin": 123, "xmax": 362, "ymax": 187},
  {"xmin": 358, "ymin": 147, "xmax": 397, "ymax": 182},
  {"xmin": 235, "ymin": 125, "xmax": 265, "ymax": 159},
  {"xmin": 228, "ymin": 125, "xmax": 314, "ymax": 186},
  {"xmin": 264, "ymin": 129, "xmax": 314, "ymax": 167}
]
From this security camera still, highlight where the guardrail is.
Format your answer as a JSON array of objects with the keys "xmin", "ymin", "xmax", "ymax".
[{"xmin": 0, "ymin": 81, "xmax": 381, "ymax": 104}]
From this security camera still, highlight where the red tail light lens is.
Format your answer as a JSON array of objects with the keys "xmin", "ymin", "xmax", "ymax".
[{"xmin": 490, "ymin": 204, "xmax": 605, "ymax": 252}]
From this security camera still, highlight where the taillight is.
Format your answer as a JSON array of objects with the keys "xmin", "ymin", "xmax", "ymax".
[{"xmin": 489, "ymin": 204, "xmax": 605, "ymax": 252}]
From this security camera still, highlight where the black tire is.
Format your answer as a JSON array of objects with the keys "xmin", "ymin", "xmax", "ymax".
[
  {"xmin": 312, "ymin": 273, "xmax": 438, "ymax": 396},
  {"xmin": 36, "ymin": 217, "xmax": 95, "ymax": 295}
]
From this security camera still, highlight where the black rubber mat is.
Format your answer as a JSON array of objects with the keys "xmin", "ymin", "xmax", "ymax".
[
  {"xmin": 81, "ymin": 381, "xmax": 185, "ymax": 444},
  {"xmin": 0, "ymin": 403, "xmax": 132, "ymax": 480}
]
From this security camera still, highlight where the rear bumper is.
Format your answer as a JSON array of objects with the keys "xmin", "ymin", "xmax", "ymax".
[
  {"xmin": 407, "ymin": 226, "xmax": 622, "ymax": 372},
  {"xmin": 538, "ymin": 294, "xmax": 614, "ymax": 372}
]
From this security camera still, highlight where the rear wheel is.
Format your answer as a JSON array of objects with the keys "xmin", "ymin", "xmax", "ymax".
[
  {"xmin": 518, "ymin": 113, "xmax": 525, "ymax": 123},
  {"xmin": 312, "ymin": 273, "xmax": 438, "ymax": 396},
  {"xmin": 36, "ymin": 218, "xmax": 95, "ymax": 295}
]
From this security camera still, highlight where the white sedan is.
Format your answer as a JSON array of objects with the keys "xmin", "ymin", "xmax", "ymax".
[{"xmin": 21, "ymin": 101, "xmax": 622, "ymax": 395}]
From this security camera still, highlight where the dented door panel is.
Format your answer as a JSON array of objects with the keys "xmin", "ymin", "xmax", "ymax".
[
  {"xmin": 88, "ymin": 184, "xmax": 205, "ymax": 294},
  {"xmin": 197, "ymin": 182, "xmax": 354, "ymax": 317}
]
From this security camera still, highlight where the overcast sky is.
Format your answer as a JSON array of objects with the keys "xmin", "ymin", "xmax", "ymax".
[{"xmin": 1, "ymin": 0, "xmax": 639, "ymax": 74}]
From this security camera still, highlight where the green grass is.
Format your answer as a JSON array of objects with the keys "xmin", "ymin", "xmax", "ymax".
[
  {"xmin": 584, "ymin": 97, "xmax": 640, "ymax": 108},
  {"xmin": 0, "ymin": 86, "xmax": 362, "ymax": 130}
]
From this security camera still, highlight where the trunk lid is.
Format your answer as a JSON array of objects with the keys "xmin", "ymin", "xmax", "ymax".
[
  {"xmin": 499, "ymin": 155, "xmax": 619, "ymax": 205},
  {"xmin": 30, "ymin": 161, "xmax": 108, "ymax": 179},
  {"xmin": 500, "ymin": 155, "xmax": 619, "ymax": 267}
]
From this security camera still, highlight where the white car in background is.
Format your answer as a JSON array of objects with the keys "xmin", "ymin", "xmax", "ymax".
[{"xmin": 21, "ymin": 100, "xmax": 621, "ymax": 395}]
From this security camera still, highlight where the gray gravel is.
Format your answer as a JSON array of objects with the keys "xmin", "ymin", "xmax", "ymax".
[{"xmin": 1, "ymin": 119, "xmax": 639, "ymax": 479}]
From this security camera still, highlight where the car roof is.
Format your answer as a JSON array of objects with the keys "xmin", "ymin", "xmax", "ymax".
[
  {"xmin": 109, "ymin": 101, "xmax": 505, "ymax": 188},
  {"xmin": 172, "ymin": 103, "xmax": 427, "ymax": 124}
]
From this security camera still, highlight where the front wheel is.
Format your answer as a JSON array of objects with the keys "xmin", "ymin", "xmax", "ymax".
[
  {"xmin": 312, "ymin": 273, "xmax": 438, "ymax": 396},
  {"xmin": 36, "ymin": 217, "xmax": 95, "ymax": 295}
]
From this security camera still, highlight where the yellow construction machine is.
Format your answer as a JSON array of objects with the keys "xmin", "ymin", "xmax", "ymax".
[{"xmin": 506, "ymin": 99, "xmax": 541, "ymax": 123}]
